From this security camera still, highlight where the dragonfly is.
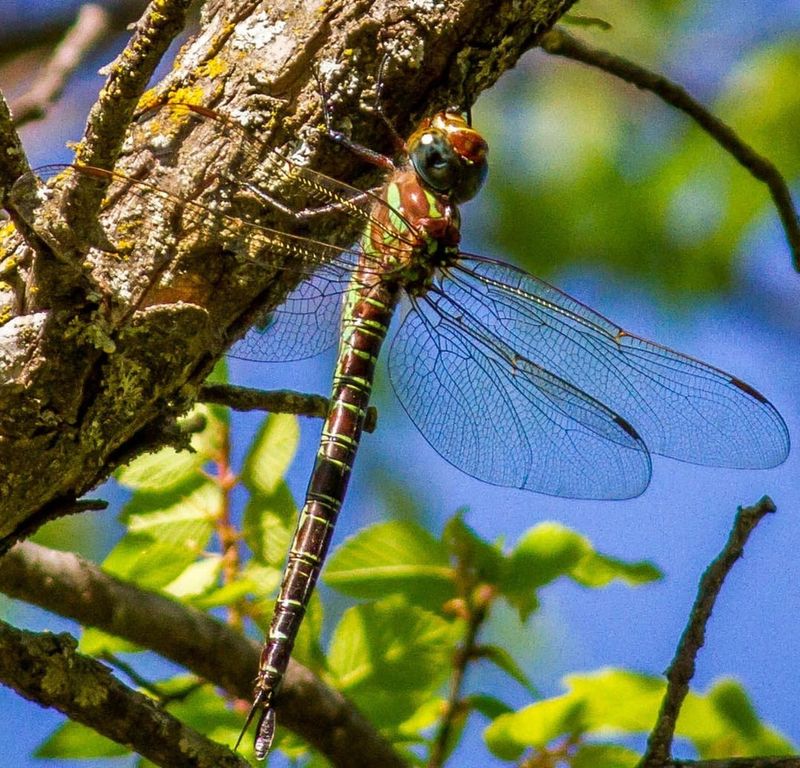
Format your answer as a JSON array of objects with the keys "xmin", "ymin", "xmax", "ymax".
[{"xmin": 11, "ymin": 97, "xmax": 790, "ymax": 759}]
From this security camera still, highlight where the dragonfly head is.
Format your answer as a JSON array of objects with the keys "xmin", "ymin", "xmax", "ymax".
[{"xmin": 407, "ymin": 112, "xmax": 488, "ymax": 204}]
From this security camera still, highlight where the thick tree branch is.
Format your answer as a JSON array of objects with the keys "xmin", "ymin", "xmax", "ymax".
[
  {"xmin": 0, "ymin": 620, "xmax": 250, "ymax": 768},
  {"xmin": 0, "ymin": 540, "xmax": 408, "ymax": 768},
  {"xmin": 539, "ymin": 27, "xmax": 800, "ymax": 271},
  {"xmin": 640, "ymin": 497, "xmax": 777, "ymax": 767},
  {"xmin": 0, "ymin": 0, "xmax": 576, "ymax": 546},
  {"xmin": 9, "ymin": 4, "xmax": 113, "ymax": 128},
  {"xmin": 0, "ymin": 90, "xmax": 31, "ymax": 207}
]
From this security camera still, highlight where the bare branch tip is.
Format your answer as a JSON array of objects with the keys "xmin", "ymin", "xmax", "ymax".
[{"xmin": 538, "ymin": 26, "xmax": 800, "ymax": 273}]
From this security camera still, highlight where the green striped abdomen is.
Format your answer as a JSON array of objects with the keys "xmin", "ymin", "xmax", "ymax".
[{"xmin": 252, "ymin": 274, "xmax": 400, "ymax": 757}]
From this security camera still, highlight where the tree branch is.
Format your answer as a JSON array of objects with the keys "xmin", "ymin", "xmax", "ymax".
[
  {"xmin": 0, "ymin": 497, "xmax": 108, "ymax": 557},
  {"xmin": 538, "ymin": 27, "xmax": 800, "ymax": 272},
  {"xmin": 0, "ymin": 0, "xmax": 149, "ymax": 61},
  {"xmin": 639, "ymin": 497, "xmax": 777, "ymax": 767},
  {"xmin": 0, "ymin": 0, "xmax": 576, "ymax": 545},
  {"xmin": 0, "ymin": 89, "xmax": 31, "ymax": 207},
  {"xmin": 199, "ymin": 383, "xmax": 378, "ymax": 432},
  {"xmin": 66, "ymin": 0, "xmax": 195, "ymax": 236},
  {"xmin": 428, "ymin": 584, "xmax": 492, "ymax": 767},
  {"xmin": 0, "ymin": 540, "xmax": 409, "ymax": 768},
  {"xmin": 9, "ymin": 4, "xmax": 113, "ymax": 127},
  {"xmin": 0, "ymin": 620, "xmax": 250, "ymax": 768},
  {"xmin": 670, "ymin": 760, "xmax": 800, "ymax": 768}
]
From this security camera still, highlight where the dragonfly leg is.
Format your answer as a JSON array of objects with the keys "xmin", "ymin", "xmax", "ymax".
[
  {"xmin": 314, "ymin": 63, "xmax": 397, "ymax": 171},
  {"xmin": 241, "ymin": 181, "xmax": 381, "ymax": 221}
]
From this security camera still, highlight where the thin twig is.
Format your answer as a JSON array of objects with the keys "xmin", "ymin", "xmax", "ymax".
[
  {"xmin": 0, "ymin": 621, "xmax": 250, "ymax": 768},
  {"xmin": 10, "ymin": 4, "xmax": 112, "ymax": 127},
  {"xmin": 99, "ymin": 651, "xmax": 202, "ymax": 702},
  {"xmin": 670, "ymin": 760, "xmax": 800, "ymax": 768},
  {"xmin": 428, "ymin": 531, "xmax": 496, "ymax": 768},
  {"xmin": 639, "ymin": 496, "xmax": 776, "ymax": 767},
  {"xmin": 0, "ymin": 540, "xmax": 408, "ymax": 768},
  {"xmin": 0, "ymin": 0, "xmax": 147, "ymax": 60},
  {"xmin": 0, "ymin": 497, "xmax": 108, "ymax": 557},
  {"xmin": 428, "ymin": 592, "xmax": 490, "ymax": 768},
  {"xmin": 539, "ymin": 27, "xmax": 800, "ymax": 271},
  {"xmin": 199, "ymin": 383, "xmax": 379, "ymax": 433}
]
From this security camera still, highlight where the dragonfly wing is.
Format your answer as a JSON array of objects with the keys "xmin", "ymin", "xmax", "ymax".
[
  {"xmin": 445, "ymin": 256, "xmax": 789, "ymax": 469},
  {"xmin": 389, "ymin": 301, "xmax": 651, "ymax": 500},
  {"xmin": 230, "ymin": 263, "xmax": 347, "ymax": 362}
]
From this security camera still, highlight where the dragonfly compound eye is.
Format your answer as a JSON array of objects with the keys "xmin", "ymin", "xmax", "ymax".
[{"xmin": 410, "ymin": 130, "xmax": 460, "ymax": 194}]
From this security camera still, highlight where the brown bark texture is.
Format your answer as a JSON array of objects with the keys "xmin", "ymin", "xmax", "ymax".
[{"xmin": 0, "ymin": 0, "xmax": 576, "ymax": 544}]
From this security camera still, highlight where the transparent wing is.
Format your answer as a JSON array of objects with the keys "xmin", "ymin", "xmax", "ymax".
[
  {"xmin": 389, "ymin": 299, "xmax": 652, "ymax": 500},
  {"xmin": 438, "ymin": 255, "xmax": 789, "ymax": 469},
  {"xmin": 116, "ymin": 102, "xmax": 416, "ymax": 277},
  {"xmin": 230, "ymin": 263, "xmax": 345, "ymax": 362}
]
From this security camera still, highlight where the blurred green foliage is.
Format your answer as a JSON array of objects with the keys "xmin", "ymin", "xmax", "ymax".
[{"xmin": 477, "ymin": 0, "xmax": 800, "ymax": 296}]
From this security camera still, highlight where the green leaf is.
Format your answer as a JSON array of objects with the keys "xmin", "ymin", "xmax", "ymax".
[
  {"xmin": 572, "ymin": 744, "xmax": 640, "ymax": 768},
  {"xmin": 188, "ymin": 577, "xmax": 255, "ymax": 609},
  {"xmin": 680, "ymin": 677, "xmax": 795, "ymax": 757},
  {"xmin": 102, "ymin": 533, "xmax": 201, "ymax": 590},
  {"xmin": 709, "ymin": 678, "xmax": 761, "ymax": 739},
  {"xmin": 164, "ymin": 680, "xmax": 243, "ymax": 741},
  {"xmin": 291, "ymin": 590, "xmax": 326, "ymax": 672},
  {"xmin": 242, "ymin": 482, "xmax": 297, "ymax": 566},
  {"xmin": 488, "ymin": 669, "xmax": 795, "ymax": 761},
  {"xmin": 36, "ymin": 721, "xmax": 129, "ymax": 758},
  {"xmin": 241, "ymin": 413, "xmax": 299, "ymax": 495},
  {"xmin": 465, "ymin": 693, "xmax": 514, "ymax": 721},
  {"xmin": 478, "ymin": 644, "xmax": 535, "ymax": 693},
  {"xmin": 115, "ymin": 445, "xmax": 205, "ymax": 492},
  {"xmin": 190, "ymin": 400, "xmax": 230, "ymax": 455},
  {"xmin": 327, "ymin": 596, "xmax": 455, "ymax": 726},
  {"xmin": 103, "ymin": 482, "xmax": 221, "ymax": 592},
  {"xmin": 163, "ymin": 554, "xmax": 222, "ymax": 598},
  {"xmin": 397, "ymin": 697, "xmax": 446, "ymax": 737},
  {"xmin": 205, "ymin": 357, "xmax": 229, "ymax": 386},
  {"xmin": 444, "ymin": 514, "xmax": 505, "ymax": 584},
  {"xmin": 484, "ymin": 695, "xmax": 587, "ymax": 759},
  {"xmin": 504, "ymin": 522, "xmax": 588, "ymax": 591},
  {"xmin": 483, "ymin": 670, "xmax": 665, "ymax": 758},
  {"xmin": 565, "ymin": 669, "xmax": 666, "ymax": 732},
  {"xmin": 499, "ymin": 523, "xmax": 661, "ymax": 619},
  {"xmin": 500, "ymin": 522, "xmax": 586, "ymax": 619},
  {"xmin": 240, "ymin": 560, "xmax": 282, "ymax": 603},
  {"xmin": 325, "ymin": 520, "xmax": 455, "ymax": 610},
  {"xmin": 79, "ymin": 627, "xmax": 141, "ymax": 656},
  {"xmin": 570, "ymin": 552, "xmax": 662, "ymax": 588},
  {"xmin": 124, "ymin": 481, "xmax": 220, "ymax": 547}
]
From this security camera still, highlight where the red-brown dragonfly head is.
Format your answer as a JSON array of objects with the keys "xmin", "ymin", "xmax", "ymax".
[{"xmin": 407, "ymin": 112, "xmax": 488, "ymax": 204}]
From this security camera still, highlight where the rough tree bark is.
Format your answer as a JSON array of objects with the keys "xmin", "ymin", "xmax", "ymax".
[{"xmin": 0, "ymin": 0, "xmax": 575, "ymax": 546}]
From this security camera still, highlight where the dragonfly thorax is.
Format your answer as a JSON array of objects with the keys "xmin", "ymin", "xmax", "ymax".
[{"xmin": 364, "ymin": 168, "xmax": 462, "ymax": 295}]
